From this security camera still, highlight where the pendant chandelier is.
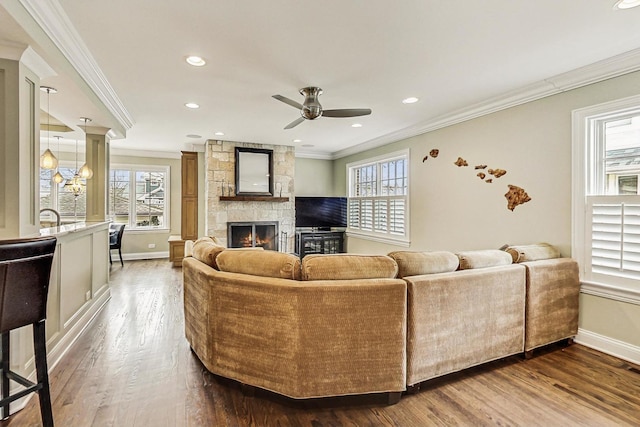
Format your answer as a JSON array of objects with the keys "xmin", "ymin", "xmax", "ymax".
[
  {"xmin": 63, "ymin": 139, "xmax": 86, "ymax": 198},
  {"xmin": 39, "ymin": 86, "xmax": 58, "ymax": 170}
]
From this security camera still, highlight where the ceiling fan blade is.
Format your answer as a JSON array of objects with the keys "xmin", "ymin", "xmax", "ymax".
[
  {"xmin": 284, "ymin": 117, "xmax": 305, "ymax": 129},
  {"xmin": 273, "ymin": 95, "xmax": 303, "ymax": 110},
  {"xmin": 322, "ymin": 108, "xmax": 372, "ymax": 118}
]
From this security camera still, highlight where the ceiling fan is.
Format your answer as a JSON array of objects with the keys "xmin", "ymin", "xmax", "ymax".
[{"xmin": 272, "ymin": 87, "xmax": 372, "ymax": 129}]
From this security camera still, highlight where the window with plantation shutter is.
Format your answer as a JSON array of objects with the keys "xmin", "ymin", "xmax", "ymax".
[
  {"xmin": 573, "ymin": 96, "xmax": 640, "ymax": 298},
  {"xmin": 347, "ymin": 150, "xmax": 409, "ymax": 245}
]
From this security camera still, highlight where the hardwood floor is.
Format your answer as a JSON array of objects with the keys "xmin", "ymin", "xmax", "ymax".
[{"xmin": 2, "ymin": 259, "xmax": 639, "ymax": 426}]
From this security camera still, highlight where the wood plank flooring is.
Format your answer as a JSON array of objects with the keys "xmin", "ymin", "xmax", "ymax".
[{"xmin": 2, "ymin": 259, "xmax": 639, "ymax": 426}]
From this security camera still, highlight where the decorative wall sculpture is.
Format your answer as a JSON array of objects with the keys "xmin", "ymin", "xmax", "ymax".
[{"xmin": 423, "ymin": 148, "xmax": 532, "ymax": 211}]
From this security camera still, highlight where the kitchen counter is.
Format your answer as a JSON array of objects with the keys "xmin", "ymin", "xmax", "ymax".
[{"xmin": 8, "ymin": 221, "xmax": 111, "ymax": 414}]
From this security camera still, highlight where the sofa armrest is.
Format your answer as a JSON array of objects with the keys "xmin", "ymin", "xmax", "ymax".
[
  {"xmin": 404, "ymin": 264, "xmax": 526, "ymax": 385},
  {"xmin": 520, "ymin": 258, "xmax": 580, "ymax": 351}
]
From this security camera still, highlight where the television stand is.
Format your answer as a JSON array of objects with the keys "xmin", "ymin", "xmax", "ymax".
[{"xmin": 295, "ymin": 230, "xmax": 345, "ymax": 258}]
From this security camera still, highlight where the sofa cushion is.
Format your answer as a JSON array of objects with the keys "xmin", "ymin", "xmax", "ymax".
[
  {"xmin": 456, "ymin": 249, "xmax": 513, "ymax": 270},
  {"xmin": 216, "ymin": 250, "xmax": 301, "ymax": 280},
  {"xmin": 505, "ymin": 243, "xmax": 561, "ymax": 263},
  {"xmin": 301, "ymin": 254, "xmax": 398, "ymax": 281},
  {"xmin": 388, "ymin": 251, "xmax": 459, "ymax": 278},
  {"xmin": 192, "ymin": 238, "xmax": 226, "ymax": 269}
]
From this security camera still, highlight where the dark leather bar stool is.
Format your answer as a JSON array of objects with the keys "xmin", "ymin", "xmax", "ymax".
[{"xmin": 0, "ymin": 236, "xmax": 57, "ymax": 427}]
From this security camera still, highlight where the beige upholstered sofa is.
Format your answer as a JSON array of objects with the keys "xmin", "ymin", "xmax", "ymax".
[
  {"xmin": 504, "ymin": 244, "xmax": 580, "ymax": 353},
  {"xmin": 182, "ymin": 238, "xmax": 579, "ymax": 401},
  {"xmin": 182, "ymin": 238, "xmax": 407, "ymax": 401},
  {"xmin": 388, "ymin": 249, "xmax": 527, "ymax": 387}
]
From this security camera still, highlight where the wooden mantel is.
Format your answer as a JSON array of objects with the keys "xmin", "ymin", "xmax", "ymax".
[{"xmin": 219, "ymin": 196, "xmax": 289, "ymax": 202}]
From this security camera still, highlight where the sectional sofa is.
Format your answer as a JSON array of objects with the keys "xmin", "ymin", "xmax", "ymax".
[{"xmin": 182, "ymin": 238, "xmax": 579, "ymax": 403}]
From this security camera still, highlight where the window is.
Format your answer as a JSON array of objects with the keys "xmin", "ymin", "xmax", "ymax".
[
  {"xmin": 109, "ymin": 165, "xmax": 170, "ymax": 230},
  {"xmin": 39, "ymin": 163, "xmax": 87, "ymax": 222},
  {"xmin": 573, "ymin": 95, "xmax": 640, "ymax": 298},
  {"xmin": 346, "ymin": 149, "xmax": 409, "ymax": 245}
]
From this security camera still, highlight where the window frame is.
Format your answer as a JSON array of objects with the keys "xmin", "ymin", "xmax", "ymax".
[
  {"xmin": 572, "ymin": 94, "xmax": 640, "ymax": 303},
  {"xmin": 40, "ymin": 161, "xmax": 88, "ymax": 222},
  {"xmin": 109, "ymin": 164, "xmax": 170, "ymax": 232},
  {"xmin": 346, "ymin": 149, "xmax": 410, "ymax": 246}
]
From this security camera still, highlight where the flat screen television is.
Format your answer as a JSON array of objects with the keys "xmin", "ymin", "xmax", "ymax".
[{"xmin": 295, "ymin": 197, "xmax": 347, "ymax": 229}]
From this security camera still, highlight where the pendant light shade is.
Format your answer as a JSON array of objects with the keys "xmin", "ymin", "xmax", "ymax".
[
  {"xmin": 40, "ymin": 148, "xmax": 58, "ymax": 169},
  {"xmin": 78, "ymin": 163, "xmax": 93, "ymax": 179},
  {"xmin": 79, "ymin": 117, "xmax": 93, "ymax": 179},
  {"xmin": 53, "ymin": 171, "xmax": 65, "ymax": 184},
  {"xmin": 39, "ymin": 86, "xmax": 58, "ymax": 170}
]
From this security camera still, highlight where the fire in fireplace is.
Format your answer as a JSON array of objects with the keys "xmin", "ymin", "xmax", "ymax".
[{"xmin": 227, "ymin": 221, "xmax": 279, "ymax": 251}]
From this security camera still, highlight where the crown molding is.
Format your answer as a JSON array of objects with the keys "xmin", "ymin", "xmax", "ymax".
[
  {"xmin": 333, "ymin": 47, "xmax": 640, "ymax": 160},
  {"xmin": 294, "ymin": 150, "xmax": 333, "ymax": 160},
  {"xmin": 109, "ymin": 147, "xmax": 181, "ymax": 160},
  {"xmin": 18, "ymin": 0, "xmax": 134, "ymax": 131}
]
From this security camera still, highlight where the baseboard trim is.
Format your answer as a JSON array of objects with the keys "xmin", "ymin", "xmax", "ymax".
[
  {"xmin": 575, "ymin": 328, "xmax": 640, "ymax": 366},
  {"xmin": 120, "ymin": 251, "xmax": 169, "ymax": 261}
]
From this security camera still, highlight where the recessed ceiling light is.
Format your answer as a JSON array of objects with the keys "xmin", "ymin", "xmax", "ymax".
[
  {"xmin": 614, "ymin": 0, "xmax": 640, "ymax": 8},
  {"xmin": 185, "ymin": 102, "xmax": 200, "ymax": 109},
  {"xmin": 186, "ymin": 56, "xmax": 206, "ymax": 66},
  {"xmin": 302, "ymin": 144, "xmax": 314, "ymax": 148},
  {"xmin": 186, "ymin": 134, "xmax": 201, "ymax": 139},
  {"xmin": 351, "ymin": 123, "xmax": 362, "ymax": 128},
  {"xmin": 402, "ymin": 97, "xmax": 419, "ymax": 104},
  {"xmin": 293, "ymin": 139, "xmax": 302, "ymax": 143},
  {"xmin": 214, "ymin": 131, "xmax": 225, "ymax": 136}
]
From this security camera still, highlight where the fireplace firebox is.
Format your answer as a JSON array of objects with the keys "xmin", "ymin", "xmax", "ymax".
[{"xmin": 227, "ymin": 221, "xmax": 279, "ymax": 251}]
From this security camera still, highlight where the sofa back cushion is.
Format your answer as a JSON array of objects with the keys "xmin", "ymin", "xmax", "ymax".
[
  {"xmin": 216, "ymin": 249, "xmax": 301, "ymax": 280},
  {"xmin": 301, "ymin": 253, "xmax": 398, "ymax": 281},
  {"xmin": 456, "ymin": 249, "xmax": 513, "ymax": 270},
  {"xmin": 388, "ymin": 251, "xmax": 459, "ymax": 278},
  {"xmin": 505, "ymin": 243, "xmax": 561, "ymax": 263},
  {"xmin": 191, "ymin": 238, "xmax": 226, "ymax": 269}
]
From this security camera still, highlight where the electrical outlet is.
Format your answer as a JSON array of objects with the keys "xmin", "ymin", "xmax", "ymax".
[
  {"xmin": 85, "ymin": 291, "xmax": 91, "ymax": 301},
  {"xmin": 148, "ymin": 243, "xmax": 156, "ymax": 249}
]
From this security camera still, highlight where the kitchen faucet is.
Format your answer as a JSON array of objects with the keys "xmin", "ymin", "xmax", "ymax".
[{"xmin": 39, "ymin": 208, "xmax": 61, "ymax": 227}]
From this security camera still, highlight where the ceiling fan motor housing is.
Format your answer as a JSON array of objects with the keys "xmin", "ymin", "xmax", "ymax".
[{"xmin": 300, "ymin": 87, "xmax": 323, "ymax": 119}]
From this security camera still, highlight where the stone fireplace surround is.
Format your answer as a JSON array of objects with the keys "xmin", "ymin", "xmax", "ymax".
[{"xmin": 205, "ymin": 140, "xmax": 295, "ymax": 251}]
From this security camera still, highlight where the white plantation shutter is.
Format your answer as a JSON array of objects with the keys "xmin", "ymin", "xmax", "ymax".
[
  {"xmin": 347, "ymin": 150, "xmax": 409, "ymax": 243},
  {"xmin": 374, "ymin": 199, "xmax": 388, "ymax": 231},
  {"xmin": 588, "ymin": 196, "xmax": 640, "ymax": 281},
  {"xmin": 389, "ymin": 198, "xmax": 405, "ymax": 235}
]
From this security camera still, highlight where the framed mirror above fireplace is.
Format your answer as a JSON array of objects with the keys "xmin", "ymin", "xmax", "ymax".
[{"xmin": 235, "ymin": 147, "xmax": 273, "ymax": 196}]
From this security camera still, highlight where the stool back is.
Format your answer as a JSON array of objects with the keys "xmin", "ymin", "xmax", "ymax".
[{"xmin": 0, "ymin": 237, "xmax": 57, "ymax": 334}]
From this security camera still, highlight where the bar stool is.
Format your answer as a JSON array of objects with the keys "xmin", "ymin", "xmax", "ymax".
[{"xmin": 0, "ymin": 236, "xmax": 57, "ymax": 427}]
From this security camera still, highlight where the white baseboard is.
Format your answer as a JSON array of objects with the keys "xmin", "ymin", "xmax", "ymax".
[
  {"xmin": 119, "ymin": 251, "xmax": 169, "ymax": 261},
  {"xmin": 575, "ymin": 328, "xmax": 640, "ymax": 366}
]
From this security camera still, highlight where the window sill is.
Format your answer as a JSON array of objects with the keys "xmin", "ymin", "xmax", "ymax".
[
  {"xmin": 346, "ymin": 230, "xmax": 410, "ymax": 247},
  {"xmin": 580, "ymin": 280, "xmax": 640, "ymax": 306}
]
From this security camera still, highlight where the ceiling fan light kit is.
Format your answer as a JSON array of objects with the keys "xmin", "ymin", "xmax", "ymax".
[{"xmin": 272, "ymin": 87, "xmax": 371, "ymax": 129}]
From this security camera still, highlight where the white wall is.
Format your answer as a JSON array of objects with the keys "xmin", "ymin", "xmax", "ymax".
[{"xmin": 333, "ymin": 70, "xmax": 640, "ymax": 363}]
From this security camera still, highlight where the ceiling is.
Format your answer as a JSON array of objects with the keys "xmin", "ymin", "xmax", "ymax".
[{"xmin": 3, "ymin": 0, "xmax": 640, "ymax": 159}]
